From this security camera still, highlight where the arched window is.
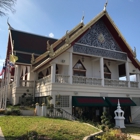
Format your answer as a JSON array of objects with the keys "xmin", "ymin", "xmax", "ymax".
[
  {"xmin": 104, "ymin": 64, "xmax": 111, "ymax": 79},
  {"xmin": 73, "ymin": 60, "xmax": 86, "ymax": 76}
]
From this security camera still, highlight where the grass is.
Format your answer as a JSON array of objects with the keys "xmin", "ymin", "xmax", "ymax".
[
  {"xmin": 0, "ymin": 116, "xmax": 99, "ymax": 140},
  {"xmin": 122, "ymin": 126, "xmax": 140, "ymax": 136}
]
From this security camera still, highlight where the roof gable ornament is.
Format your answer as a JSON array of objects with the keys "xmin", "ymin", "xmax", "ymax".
[
  {"xmin": 133, "ymin": 46, "xmax": 137, "ymax": 58},
  {"xmin": 103, "ymin": 0, "xmax": 108, "ymax": 11},
  {"xmin": 7, "ymin": 18, "xmax": 14, "ymax": 30},
  {"xmin": 81, "ymin": 11, "xmax": 85, "ymax": 23},
  {"xmin": 31, "ymin": 53, "xmax": 35, "ymax": 64},
  {"xmin": 65, "ymin": 30, "xmax": 70, "ymax": 45},
  {"xmin": 46, "ymin": 40, "xmax": 54, "ymax": 58}
]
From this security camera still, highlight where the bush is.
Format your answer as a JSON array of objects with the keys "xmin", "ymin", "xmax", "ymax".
[
  {"xmin": 100, "ymin": 111, "xmax": 114, "ymax": 131},
  {"xmin": 95, "ymin": 129, "xmax": 133, "ymax": 140},
  {"xmin": 4, "ymin": 109, "xmax": 21, "ymax": 116}
]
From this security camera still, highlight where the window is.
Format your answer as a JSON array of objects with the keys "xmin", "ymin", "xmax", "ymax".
[
  {"xmin": 104, "ymin": 64, "xmax": 111, "ymax": 79},
  {"xmin": 55, "ymin": 95, "xmax": 70, "ymax": 107},
  {"xmin": 73, "ymin": 60, "xmax": 86, "ymax": 76}
]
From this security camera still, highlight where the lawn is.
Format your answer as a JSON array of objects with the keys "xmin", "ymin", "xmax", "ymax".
[{"xmin": 0, "ymin": 116, "xmax": 99, "ymax": 140}]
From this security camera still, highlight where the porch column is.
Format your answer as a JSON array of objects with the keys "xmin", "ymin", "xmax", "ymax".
[
  {"xmin": 14, "ymin": 65, "xmax": 21, "ymax": 87},
  {"xmin": 69, "ymin": 52, "xmax": 72, "ymax": 84},
  {"xmin": 100, "ymin": 57, "xmax": 104, "ymax": 86},
  {"xmin": 125, "ymin": 61, "xmax": 130, "ymax": 88},
  {"xmin": 27, "ymin": 66, "xmax": 30, "ymax": 80},
  {"xmin": 51, "ymin": 63, "xmax": 56, "ymax": 83},
  {"xmin": 136, "ymin": 74, "xmax": 140, "ymax": 88}
]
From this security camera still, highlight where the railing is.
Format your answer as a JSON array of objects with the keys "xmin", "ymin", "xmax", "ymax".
[
  {"xmin": 55, "ymin": 74, "xmax": 69, "ymax": 83},
  {"xmin": 36, "ymin": 75, "xmax": 51, "ymax": 86},
  {"xmin": 73, "ymin": 76, "xmax": 102, "ymax": 85},
  {"xmin": 46, "ymin": 108, "xmax": 78, "ymax": 121},
  {"xmin": 130, "ymin": 81, "xmax": 139, "ymax": 88},
  {"xmin": 19, "ymin": 80, "xmax": 34, "ymax": 87},
  {"xmin": 104, "ymin": 79, "xmax": 128, "ymax": 87}
]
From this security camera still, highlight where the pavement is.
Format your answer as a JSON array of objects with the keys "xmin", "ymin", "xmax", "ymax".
[{"xmin": 125, "ymin": 123, "xmax": 140, "ymax": 140}]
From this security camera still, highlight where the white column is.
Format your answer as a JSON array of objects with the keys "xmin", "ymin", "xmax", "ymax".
[
  {"xmin": 14, "ymin": 65, "xmax": 21, "ymax": 87},
  {"xmin": 22, "ymin": 66, "xmax": 26, "ymax": 80},
  {"xmin": 125, "ymin": 61, "xmax": 130, "ymax": 88},
  {"xmin": 136, "ymin": 74, "xmax": 140, "ymax": 88},
  {"xmin": 27, "ymin": 66, "xmax": 30, "ymax": 80},
  {"xmin": 100, "ymin": 57, "xmax": 104, "ymax": 86},
  {"xmin": 51, "ymin": 63, "xmax": 56, "ymax": 83},
  {"xmin": 69, "ymin": 52, "xmax": 72, "ymax": 84}
]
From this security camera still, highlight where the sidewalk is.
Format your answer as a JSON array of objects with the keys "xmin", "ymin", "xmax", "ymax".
[
  {"xmin": 0, "ymin": 127, "xmax": 5, "ymax": 140},
  {"xmin": 126, "ymin": 123, "xmax": 140, "ymax": 140}
]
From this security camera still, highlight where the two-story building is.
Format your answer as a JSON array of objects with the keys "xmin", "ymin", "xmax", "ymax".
[{"xmin": 2, "ymin": 9, "xmax": 140, "ymax": 123}]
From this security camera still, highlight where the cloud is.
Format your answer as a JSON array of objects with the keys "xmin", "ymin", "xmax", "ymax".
[{"xmin": 49, "ymin": 33, "xmax": 54, "ymax": 38}]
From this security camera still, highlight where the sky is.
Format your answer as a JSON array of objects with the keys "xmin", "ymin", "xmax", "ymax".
[{"xmin": 0, "ymin": 0, "xmax": 140, "ymax": 76}]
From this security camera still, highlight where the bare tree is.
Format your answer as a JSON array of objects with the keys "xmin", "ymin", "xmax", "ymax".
[{"xmin": 0, "ymin": 0, "xmax": 16, "ymax": 16}]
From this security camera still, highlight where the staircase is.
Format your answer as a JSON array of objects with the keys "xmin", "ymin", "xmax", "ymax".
[{"xmin": 46, "ymin": 108, "xmax": 78, "ymax": 121}]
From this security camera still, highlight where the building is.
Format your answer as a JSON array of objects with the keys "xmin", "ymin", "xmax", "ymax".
[{"xmin": 1, "ymin": 9, "xmax": 140, "ymax": 123}]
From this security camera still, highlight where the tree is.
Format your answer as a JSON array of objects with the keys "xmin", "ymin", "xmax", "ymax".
[{"xmin": 0, "ymin": 0, "xmax": 16, "ymax": 16}]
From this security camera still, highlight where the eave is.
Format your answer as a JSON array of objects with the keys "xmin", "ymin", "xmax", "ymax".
[{"xmin": 32, "ymin": 10, "xmax": 140, "ymax": 72}]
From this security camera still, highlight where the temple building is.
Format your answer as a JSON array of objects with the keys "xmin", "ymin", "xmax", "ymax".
[{"xmin": 2, "ymin": 8, "xmax": 140, "ymax": 123}]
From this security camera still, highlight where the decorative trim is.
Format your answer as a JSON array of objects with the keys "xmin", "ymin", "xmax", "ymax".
[{"xmin": 73, "ymin": 44, "xmax": 127, "ymax": 61}]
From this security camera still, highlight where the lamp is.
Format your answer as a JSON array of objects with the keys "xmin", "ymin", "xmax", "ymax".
[{"xmin": 61, "ymin": 59, "xmax": 65, "ymax": 63}]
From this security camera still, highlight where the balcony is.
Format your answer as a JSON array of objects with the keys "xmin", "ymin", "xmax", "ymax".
[{"xmin": 12, "ymin": 74, "xmax": 139, "ymax": 89}]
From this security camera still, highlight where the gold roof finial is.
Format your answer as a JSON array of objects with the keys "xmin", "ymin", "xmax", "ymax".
[
  {"xmin": 7, "ymin": 18, "xmax": 14, "ymax": 30},
  {"xmin": 81, "ymin": 11, "xmax": 85, "ymax": 23},
  {"xmin": 103, "ymin": 0, "xmax": 108, "ymax": 11}
]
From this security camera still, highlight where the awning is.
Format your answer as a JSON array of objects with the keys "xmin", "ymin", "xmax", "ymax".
[
  {"xmin": 105, "ymin": 97, "xmax": 136, "ymax": 106},
  {"xmin": 72, "ymin": 96, "xmax": 109, "ymax": 107}
]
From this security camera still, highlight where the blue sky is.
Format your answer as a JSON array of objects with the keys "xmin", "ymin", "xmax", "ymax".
[{"xmin": 0, "ymin": 0, "xmax": 140, "ymax": 74}]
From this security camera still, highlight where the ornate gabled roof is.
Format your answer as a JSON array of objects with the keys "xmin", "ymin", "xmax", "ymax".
[
  {"xmin": 33, "ymin": 22, "xmax": 84, "ymax": 66},
  {"xmin": 8, "ymin": 29, "xmax": 57, "ymax": 64},
  {"xmin": 32, "ymin": 10, "xmax": 140, "ymax": 71}
]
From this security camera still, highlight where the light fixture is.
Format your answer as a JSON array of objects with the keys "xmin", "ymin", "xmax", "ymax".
[
  {"xmin": 61, "ymin": 59, "xmax": 65, "ymax": 63},
  {"xmin": 82, "ymin": 56, "xmax": 84, "ymax": 62}
]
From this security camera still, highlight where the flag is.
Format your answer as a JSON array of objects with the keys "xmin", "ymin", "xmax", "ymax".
[
  {"xmin": 0, "ymin": 66, "xmax": 6, "ymax": 76},
  {"xmin": 9, "ymin": 54, "xmax": 18, "ymax": 64}
]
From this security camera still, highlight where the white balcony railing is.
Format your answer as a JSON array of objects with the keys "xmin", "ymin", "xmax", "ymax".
[
  {"xmin": 55, "ymin": 74, "xmax": 69, "ymax": 83},
  {"xmin": 104, "ymin": 79, "xmax": 128, "ymax": 87},
  {"xmin": 36, "ymin": 75, "xmax": 51, "ymax": 86},
  {"xmin": 19, "ymin": 80, "xmax": 34, "ymax": 87},
  {"xmin": 72, "ymin": 76, "xmax": 102, "ymax": 86},
  {"xmin": 130, "ymin": 81, "xmax": 139, "ymax": 88}
]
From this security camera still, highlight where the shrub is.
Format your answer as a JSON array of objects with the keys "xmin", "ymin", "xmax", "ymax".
[
  {"xmin": 95, "ymin": 129, "xmax": 133, "ymax": 140},
  {"xmin": 100, "ymin": 111, "xmax": 114, "ymax": 131}
]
